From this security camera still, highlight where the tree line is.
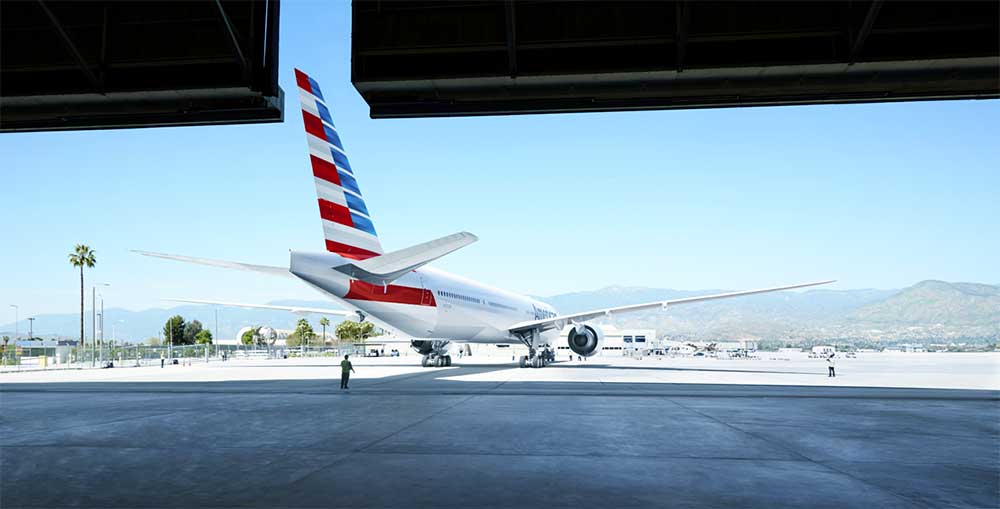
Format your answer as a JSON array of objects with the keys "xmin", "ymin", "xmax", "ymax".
[
  {"xmin": 159, "ymin": 316, "xmax": 213, "ymax": 345},
  {"xmin": 146, "ymin": 316, "xmax": 376, "ymax": 347},
  {"xmin": 238, "ymin": 318, "xmax": 377, "ymax": 347}
]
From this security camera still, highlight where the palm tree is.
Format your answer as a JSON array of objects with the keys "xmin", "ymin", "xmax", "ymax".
[
  {"xmin": 319, "ymin": 317, "xmax": 330, "ymax": 345},
  {"xmin": 68, "ymin": 245, "xmax": 96, "ymax": 349}
]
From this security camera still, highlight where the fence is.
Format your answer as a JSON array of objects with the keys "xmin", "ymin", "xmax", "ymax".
[{"xmin": 0, "ymin": 342, "xmax": 378, "ymax": 372}]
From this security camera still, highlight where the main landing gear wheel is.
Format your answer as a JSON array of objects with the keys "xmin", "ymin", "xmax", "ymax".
[
  {"xmin": 422, "ymin": 354, "xmax": 452, "ymax": 368},
  {"xmin": 518, "ymin": 347, "xmax": 556, "ymax": 368}
]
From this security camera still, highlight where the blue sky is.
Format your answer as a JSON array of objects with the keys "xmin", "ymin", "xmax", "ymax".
[{"xmin": 3, "ymin": 1, "xmax": 999, "ymax": 321}]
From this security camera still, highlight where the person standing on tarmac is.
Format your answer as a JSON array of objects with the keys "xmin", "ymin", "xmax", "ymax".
[
  {"xmin": 827, "ymin": 354, "xmax": 836, "ymax": 377},
  {"xmin": 340, "ymin": 355, "xmax": 356, "ymax": 389}
]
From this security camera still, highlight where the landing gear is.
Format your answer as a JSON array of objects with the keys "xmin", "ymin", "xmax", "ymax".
[
  {"xmin": 422, "ymin": 353, "xmax": 452, "ymax": 368},
  {"xmin": 519, "ymin": 347, "xmax": 554, "ymax": 368},
  {"xmin": 415, "ymin": 340, "xmax": 452, "ymax": 368}
]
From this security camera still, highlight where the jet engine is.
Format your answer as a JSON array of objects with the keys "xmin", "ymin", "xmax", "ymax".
[{"xmin": 567, "ymin": 324, "xmax": 604, "ymax": 357}]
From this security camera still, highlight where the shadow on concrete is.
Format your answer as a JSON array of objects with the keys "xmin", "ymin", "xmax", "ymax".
[
  {"xmin": 3, "ymin": 369, "xmax": 997, "ymax": 509},
  {"xmin": 2, "ymin": 369, "xmax": 996, "ymax": 401}
]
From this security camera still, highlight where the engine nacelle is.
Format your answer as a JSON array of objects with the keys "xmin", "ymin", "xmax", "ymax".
[
  {"xmin": 411, "ymin": 340, "xmax": 434, "ymax": 356},
  {"xmin": 567, "ymin": 325, "xmax": 604, "ymax": 357}
]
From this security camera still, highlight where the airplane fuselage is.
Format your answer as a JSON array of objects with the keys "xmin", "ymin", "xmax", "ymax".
[{"xmin": 290, "ymin": 251, "xmax": 560, "ymax": 346}]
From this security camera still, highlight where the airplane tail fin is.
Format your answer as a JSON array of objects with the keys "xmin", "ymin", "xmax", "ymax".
[{"xmin": 295, "ymin": 68, "xmax": 384, "ymax": 260}]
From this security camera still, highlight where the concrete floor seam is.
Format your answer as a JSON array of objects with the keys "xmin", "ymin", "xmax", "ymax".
[
  {"xmin": 664, "ymin": 397, "xmax": 926, "ymax": 506},
  {"xmin": 254, "ymin": 394, "xmax": 486, "ymax": 496},
  {"xmin": 351, "ymin": 394, "xmax": 480, "ymax": 454},
  {"xmin": 720, "ymin": 421, "xmax": 996, "ymax": 439},
  {"xmin": 1, "ymin": 410, "xmax": 182, "ymax": 440},
  {"xmin": 5, "ymin": 388, "xmax": 998, "ymax": 401},
  {"xmin": 0, "ymin": 444, "xmax": 823, "ymax": 464},
  {"xmin": 345, "ymin": 450, "xmax": 832, "ymax": 464}
]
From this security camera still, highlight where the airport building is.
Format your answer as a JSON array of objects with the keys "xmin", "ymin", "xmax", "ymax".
[
  {"xmin": 555, "ymin": 325, "xmax": 658, "ymax": 356},
  {"xmin": 7, "ymin": 340, "xmax": 79, "ymax": 366},
  {"xmin": 461, "ymin": 325, "xmax": 657, "ymax": 358},
  {"xmin": 227, "ymin": 327, "xmax": 295, "ymax": 347}
]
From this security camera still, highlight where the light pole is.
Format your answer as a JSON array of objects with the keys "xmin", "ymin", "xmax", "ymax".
[
  {"xmin": 96, "ymin": 311, "xmax": 102, "ymax": 362},
  {"xmin": 112, "ymin": 320, "xmax": 123, "ymax": 364},
  {"xmin": 9, "ymin": 305, "xmax": 18, "ymax": 343},
  {"xmin": 91, "ymin": 283, "xmax": 109, "ymax": 366},
  {"xmin": 9, "ymin": 305, "xmax": 17, "ymax": 371},
  {"xmin": 99, "ymin": 293, "xmax": 104, "ymax": 364}
]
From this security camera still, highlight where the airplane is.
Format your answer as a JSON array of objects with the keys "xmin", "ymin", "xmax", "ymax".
[{"xmin": 136, "ymin": 69, "xmax": 834, "ymax": 369}]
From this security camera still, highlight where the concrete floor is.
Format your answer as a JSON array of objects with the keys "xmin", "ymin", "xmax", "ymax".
[{"xmin": 2, "ymin": 359, "xmax": 998, "ymax": 508}]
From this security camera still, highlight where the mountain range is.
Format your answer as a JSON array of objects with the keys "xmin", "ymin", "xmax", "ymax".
[{"xmin": 3, "ymin": 280, "xmax": 998, "ymax": 344}]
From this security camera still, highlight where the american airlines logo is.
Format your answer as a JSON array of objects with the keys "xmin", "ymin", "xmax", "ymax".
[{"xmin": 532, "ymin": 305, "xmax": 555, "ymax": 320}]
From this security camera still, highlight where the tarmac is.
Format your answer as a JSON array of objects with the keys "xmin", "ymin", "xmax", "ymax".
[{"xmin": 1, "ymin": 355, "xmax": 998, "ymax": 508}]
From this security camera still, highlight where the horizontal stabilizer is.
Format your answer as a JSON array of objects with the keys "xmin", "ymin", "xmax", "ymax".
[
  {"xmin": 162, "ymin": 298, "xmax": 349, "ymax": 316},
  {"xmin": 133, "ymin": 250, "xmax": 293, "ymax": 278},
  {"xmin": 334, "ymin": 231, "xmax": 477, "ymax": 285}
]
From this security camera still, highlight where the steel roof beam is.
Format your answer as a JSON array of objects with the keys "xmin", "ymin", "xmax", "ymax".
[
  {"xmin": 505, "ymin": 0, "xmax": 518, "ymax": 78},
  {"xmin": 214, "ymin": 0, "xmax": 250, "ymax": 83},
  {"xmin": 850, "ymin": 0, "xmax": 883, "ymax": 64},
  {"xmin": 36, "ymin": 0, "xmax": 103, "ymax": 94},
  {"xmin": 675, "ymin": 1, "xmax": 688, "ymax": 72}
]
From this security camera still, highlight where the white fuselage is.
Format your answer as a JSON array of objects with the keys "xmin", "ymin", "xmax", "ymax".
[{"xmin": 289, "ymin": 251, "xmax": 559, "ymax": 345}]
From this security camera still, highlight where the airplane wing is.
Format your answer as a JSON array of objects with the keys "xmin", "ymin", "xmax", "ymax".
[
  {"xmin": 132, "ymin": 250, "xmax": 293, "ymax": 278},
  {"xmin": 162, "ymin": 298, "xmax": 350, "ymax": 316},
  {"xmin": 507, "ymin": 280, "xmax": 836, "ymax": 334}
]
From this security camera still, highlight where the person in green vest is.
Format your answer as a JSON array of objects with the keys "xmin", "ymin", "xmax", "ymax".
[{"xmin": 340, "ymin": 354, "xmax": 355, "ymax": 389}]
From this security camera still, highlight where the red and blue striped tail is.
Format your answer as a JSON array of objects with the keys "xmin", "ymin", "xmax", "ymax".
[{"xmin": 295, "ymin": 69, "xmax": 383, "ymax": 260}]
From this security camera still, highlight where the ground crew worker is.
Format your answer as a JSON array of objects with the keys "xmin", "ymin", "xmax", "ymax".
[
  {"xmin": 340, "ymin": 355, "xmax": 355, "ymax": 389},
  {"xmin": 827, "ymin": 354, "xmax": 836, "ymax": 377},
  {"xmin": 160, "ymin": 352, "xmax": 165, "ymax": 369}
]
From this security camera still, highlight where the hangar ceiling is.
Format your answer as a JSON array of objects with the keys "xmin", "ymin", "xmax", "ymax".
[
  {"xmin": 1, "ymin": 0, "xmax": 282, "ymax": 132},
  {"xmin": 351, "ymin": 1, "xmax": 1000, "ymax": 118}
]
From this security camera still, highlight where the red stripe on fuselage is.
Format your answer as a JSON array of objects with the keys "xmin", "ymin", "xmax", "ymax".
[
  {"xmin": 318, "ymin": 199, "xmax": 353, "ymax": 227},
  {"xmin": 302, "ymin": 111, "xmax": 326, "ymax": 141},
  {"xmin": 344, "ymin": 280, "xmax": 436, "ymax": 307},
  {"xmin": 310, "ymin": 155, "xmax": 341, "ymax": 185},
  {"xmin": 294, "ymin": 69, "xmax": 313, "ymax": 93},
  {"xmin": 324, "ymin": 240, "xmax": 380, "ymax": 260}
]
